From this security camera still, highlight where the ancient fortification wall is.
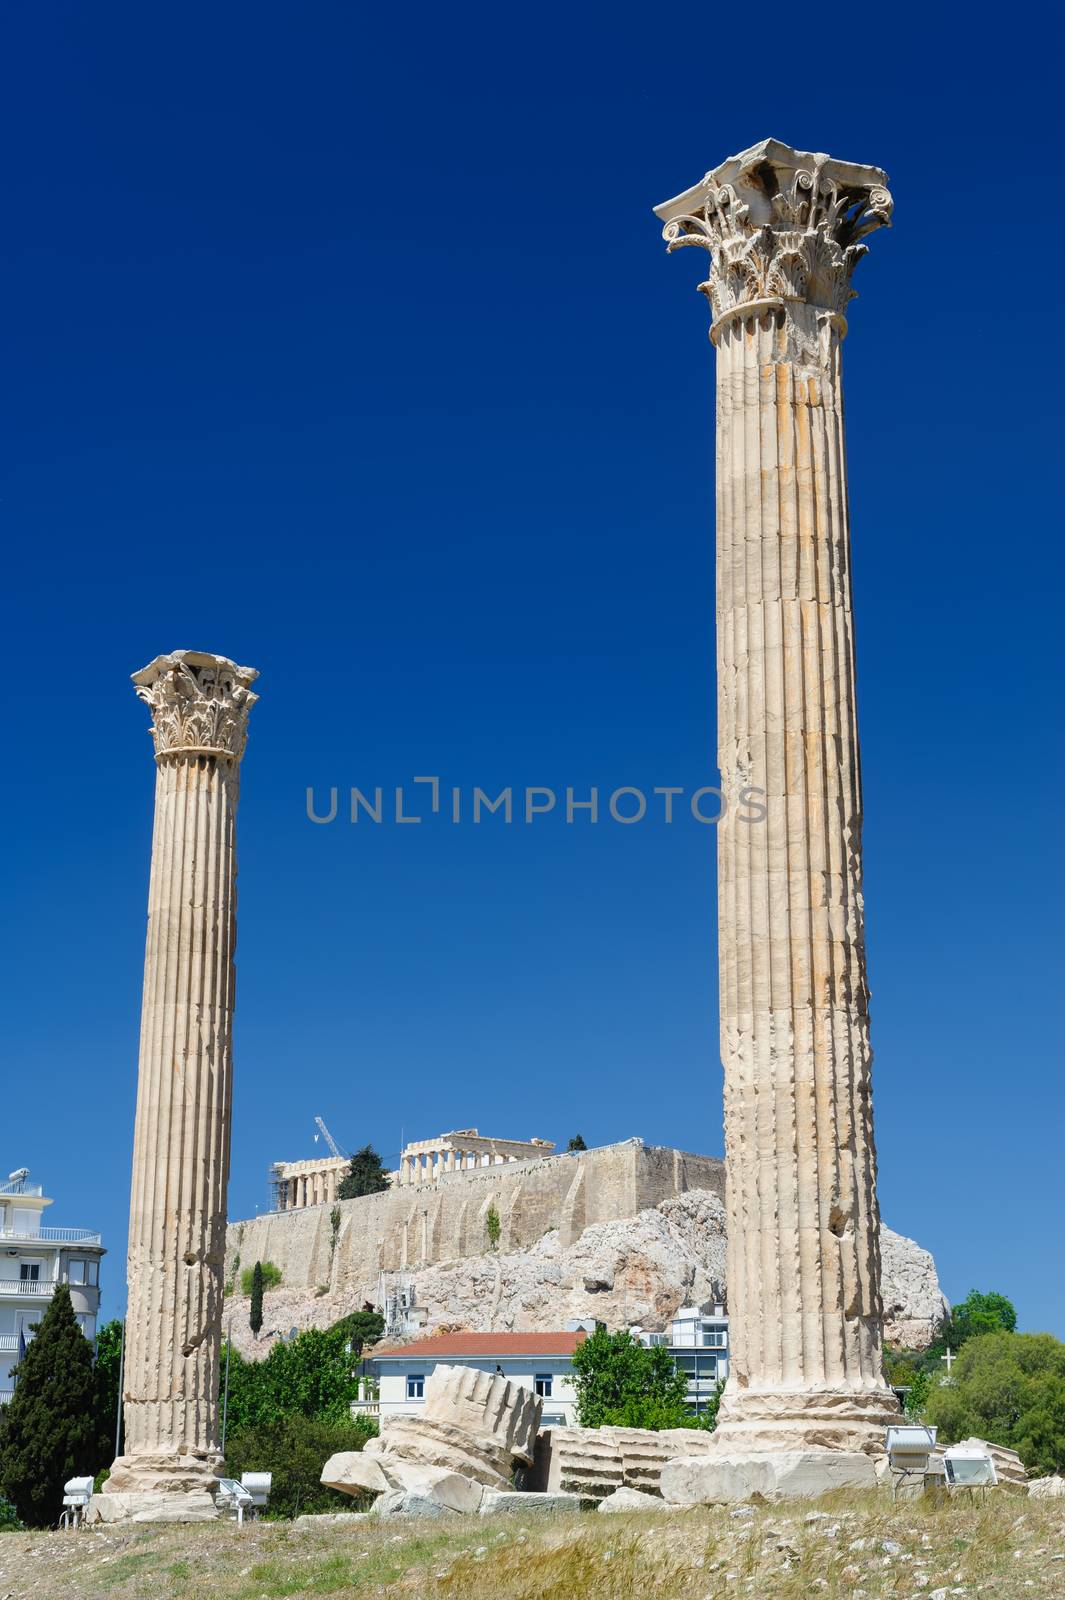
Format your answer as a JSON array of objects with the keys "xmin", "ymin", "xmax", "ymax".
[{"xmin": 225, "ymin": 1139, "xmax": 724, "ymax": 1305}]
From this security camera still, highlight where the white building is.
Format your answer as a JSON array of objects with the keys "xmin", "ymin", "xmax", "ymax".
[
  {"xmin": 0, "ymin": 1170, "xmax": 105, "ymax": 1403},
  {"xmin": 360, "ymin": 1330, "xmax": 586, "ymax": 1428},
  {"xmin": 637, "ymin": 1304, "xmax": 730, "ymax": 1416}
]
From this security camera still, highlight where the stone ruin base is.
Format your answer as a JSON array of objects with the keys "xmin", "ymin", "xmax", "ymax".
[
  {"xmin": 87, "ymin": 1490, "xmax": 223, "ymax": 1525},
  {"xmin": 661, "ymin": 1450, "xmax": 878, "ymax": 1504},
  {"xmin": 89, "ymin": 1450, "xmax": 227, "ymax": 1524},
  {"xmin": 707, "ymin": 1385, "xmax": 900, "ymax": 1459},
  {"xmin": 322, "ymin": 1363, "xmax": 545, "ymax": 1516}
]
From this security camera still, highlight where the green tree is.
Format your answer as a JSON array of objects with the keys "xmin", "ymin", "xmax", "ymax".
[
  {"xmin": 924, "ymin": 1330, "xmax": 1065, "ymax": 1477},
  {"xmin": 571, "ymin": 1327, "xmax": 689, "ymax": 1429},
  {"xmin": 240, "ymin": 1260, "xmax": 281, "ymax": 1295},
  {"xmin": 92, "ymin": 1320, "xmax": 125, "ymax": 1463},
  {"xmin": 952, "ymin": 1290, "xmax": 1017, "ymax": 1343},
  {"xmin": 567, "ymin": 1134, "xmax": 588, "ymax": 1152},
  {"xmin": 221, "ymin": 1312, "xmax": 382, "ymax": 1432},
  {"xmin": 485, "ymin": 1203, "xmax": 501, "ymax": 1249},
  {"xmin": 336, "ymin": 1146, "xmax": 391, "ymax": 1200},
  {"xmin": 223, "ymin": 1415, "xmax": 376, "ymax": 1518},
  {"xmin": 249, "ymin": 1261, "xmax": 265, "ymax": 1338},
  {"xmin": 0, "ymin": 1285, "xmax": 100, "ymax": 1528}
]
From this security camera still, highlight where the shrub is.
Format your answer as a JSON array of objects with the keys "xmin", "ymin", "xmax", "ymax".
[
  {"xmin": 485, "ymin": 1203, "xmax": 502, "ymax": 1249},
  {"xmin": 0, "ymin": 1498, "xmax": 23, "ymax": 1532},
  {"xmin": 223, "ymin": 1414, "xmax": 377, "ymax": 1519},
  {"xmin": 241, "ymin": 1260, "xmax": 282, "ymax": 1295}
]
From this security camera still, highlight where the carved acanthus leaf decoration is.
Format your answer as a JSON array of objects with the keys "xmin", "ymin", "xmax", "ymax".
[
  {"xmin": 133, "ymin": 651, "xmax": 259, "ymax": 761},
  {"xmin": 663, "ymin": 162, "xmax": 893, "ymax": 323}
]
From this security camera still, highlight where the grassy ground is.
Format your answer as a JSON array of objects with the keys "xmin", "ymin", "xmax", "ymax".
[{"xmin": 0, "ymin": 1490, "xmax": 1062, "ymax": 1600}]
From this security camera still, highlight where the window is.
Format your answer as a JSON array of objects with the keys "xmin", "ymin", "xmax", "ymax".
[
  {"xmin": 68, "ymin": 1260, "xmax": 86, "ymax": 1286},
  {"xmin": 87, "ymin": 1260, "xmax": 99, "ymax": 1287},
  {"xmin": 19, "ymin": 1262, "xmax": 39, "ymax": 1282},
  {"xmin": 701, "ymin": 1329, "xmax": 727, "ymax": 1348},
  {"xmin": 534, "ymin": 1373, "xmax": 553, "ymax": 1399},
  {"xmin": 406, "ymin": 1374, "xmax": 425, "ymax": 1399}
]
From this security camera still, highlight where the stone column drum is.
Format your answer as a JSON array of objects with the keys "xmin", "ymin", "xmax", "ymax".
[
  {"xmin": 104, "ymin": 650, "xmax": 258, "ymax": 1508},
  {"xmin": 655, "ymin": 141, "xmax": 899, "ymax": 1460}
]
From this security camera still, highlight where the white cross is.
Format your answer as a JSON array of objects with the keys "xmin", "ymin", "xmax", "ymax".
[{"xmin": 941, "ymin": 1348, "xmax": 955, "ymax": 1375}]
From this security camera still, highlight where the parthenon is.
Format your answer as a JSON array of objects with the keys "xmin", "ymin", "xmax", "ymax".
[
  {"xmin": 269, "ymin": 1155, "xmax": 349, "ymax": 1211},
  {"xmin": 397, "ymin": 1130, "xmax": 554, "ymax": 1187}
]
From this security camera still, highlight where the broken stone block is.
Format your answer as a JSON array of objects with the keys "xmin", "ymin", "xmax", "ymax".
[
  {"xmin": 370, "ymin": 1490, "xmax": 450, "ymax": 1519},
  {"xmin": 480, "ymin": 1490, "xmax": 585, "ymax": 1515},
  {"xmin": 660, "ymin": 1451, "xmax": 878, "ymax": 1505},
  {"xmin": 598, "ymin": 1486, "xmax": 664, "ymax": 1513},
  {"xmin": 320, "ymin": 1450, "xmax": 391, "ymax": 1496},
  {"xmin": 422, "ymin": 1363, "xmax": 542, "ymax": 1464}
]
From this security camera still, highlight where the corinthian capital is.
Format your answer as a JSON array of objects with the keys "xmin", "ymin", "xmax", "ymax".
[
  {"xmin": 133, "ymin": 649, "xmax": 259, "ymax": 762},
  {"xmin": 654, "ymin": 138, "xmax": 892, "ymax": 328}
]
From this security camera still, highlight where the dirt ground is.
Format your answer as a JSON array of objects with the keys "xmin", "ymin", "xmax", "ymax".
[{"xmin": 0, "ymin": 1489, "xmax": 1062, "ymax": 1600}]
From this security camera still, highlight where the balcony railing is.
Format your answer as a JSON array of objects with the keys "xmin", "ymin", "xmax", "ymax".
[
  {"xmin": 0, "ymin": 1281, "xmax": 55, "ymax": 1297},
  {"xmin": 0, "ymin": 1226, "xmax": 102, "ymax": 1245},
  {"xmin": 0, "ymin": 1334, "xmax": 21, "ymax": 1351}
]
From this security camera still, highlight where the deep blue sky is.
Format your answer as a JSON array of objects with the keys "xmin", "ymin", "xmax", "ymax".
[{"xmin": 4, "ymin": 4, "xmax": 1062, "ymax": 1335}]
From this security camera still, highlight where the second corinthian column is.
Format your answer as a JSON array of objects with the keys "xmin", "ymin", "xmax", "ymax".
[
  {"xmin": 102, "ymin": 650, "xmax": 258, "ymax": 1518},
  {"xmin": 655, "ymin": 141, "xmax": 899, "ymax": 1466}
]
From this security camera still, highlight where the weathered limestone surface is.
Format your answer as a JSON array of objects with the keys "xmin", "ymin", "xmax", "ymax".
[
  {"xmin": 655, "ymin": 139, "xmax": 900, "ymax": 1456},
  {"xmin": 324, "ymin": 1364, "xmax": 541, "ymax": 1507},
  {"xmin": 104, "ymin": 651, "xmax": 258, "ymax": 1507},
  {"xmin": 226, "ymin": 1139, "xmax": 724, "ymax": 1297},
  {"xmin": 1029, "ymin": 1476, "xmax": 1065, "ymax": 1499},
  {"xmin": 533, "ymin": 1424, "xmax": 718, "ymax": 1501},
  {"xmin": 423, "ymin": 1363, "xmax": 540, "ymax": 1463},
  {"xmin": 224, "ymin": 1188, "xmax": 944, "ymax": 1359},
  {"xmin": 598, "ymin": 1486, "xmax": 667, "ymax": 1513},
  {"xmin": 480, "ymin": 1490, "xmax": 584, "ymax": 1515},
  {"xmin": 660, "ymin": 1450, "xmax": 877, "ymax": 1504},
  {"xmin": 86, "ymin": 1491, "xmax": 222, "ymax": 1525}
]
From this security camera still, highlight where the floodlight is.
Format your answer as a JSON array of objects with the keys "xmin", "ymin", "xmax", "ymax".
[
  {"xmin": 944, "ymin": 1446, "xmax": 997, "ymax": 1489},
  {"xmin": 240, "ymin": 1472, "xmax": 272, "ymax": 1509}
]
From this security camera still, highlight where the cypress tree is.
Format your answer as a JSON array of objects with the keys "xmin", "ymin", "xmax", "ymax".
[
  {"xmin": 336, "ymin": 1145, "xmax": 391, "ymax": 1200},
  {"xmin": 0, "ymin": 1284, "xmax": 100, "ymax": 1528},
  {"xmin": 249, "ymin": 1260, "xmax": 264, "ymax": 1337}
]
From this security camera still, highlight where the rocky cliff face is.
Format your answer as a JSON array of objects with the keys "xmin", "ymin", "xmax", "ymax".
[{"xmin": 227, "ymin": 1188, "xmax": 947, "ymax": 1361}]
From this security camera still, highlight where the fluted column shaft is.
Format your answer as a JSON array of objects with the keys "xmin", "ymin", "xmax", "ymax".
[
  {"xmin": 656, "ymin": 141, "xmax": 898, "ymax": 1453},
  {"xmin": 715, "ymin": 303, "xmax": 887, "ymax": 1411},
  {"xmin": 124, "ymin": 752, "xmax": 237, "ymax": 1458},
  {"xmin": 109, "ymin": 650, "xmax": 257, "ymax": 1494}
]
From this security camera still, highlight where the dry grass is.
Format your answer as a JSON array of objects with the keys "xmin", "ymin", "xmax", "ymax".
[{"xmin": 0, "ymin": 1490, "xmax": 1062, "ymax": 1600}]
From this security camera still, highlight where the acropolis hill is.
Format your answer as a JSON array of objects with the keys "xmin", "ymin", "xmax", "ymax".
[
  {"xmin": 223, "ymin": 1139, "xmax": 946, "ymax": 1358},
  {"xmin": 229, "ymin": 1139, "xmax": 722, "ymax": 1291}
]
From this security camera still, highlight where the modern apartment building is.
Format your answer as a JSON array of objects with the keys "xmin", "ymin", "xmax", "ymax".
[
  {"xmin": 638, "ymin": 1304, "xmax": 730, "ymax": 1416},
  {"xmin": 0, "ymin": 1169, "xmax": 105, "ymax": 1402}
]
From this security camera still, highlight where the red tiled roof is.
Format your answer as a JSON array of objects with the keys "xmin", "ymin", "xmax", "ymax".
[{"xmin": 370, "ymin": 1330, "xmax": 587, "ymax": 1360}]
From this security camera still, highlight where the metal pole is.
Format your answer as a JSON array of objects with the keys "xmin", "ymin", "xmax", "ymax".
[
  {"xmin": 221, "ymin": 1316, "xmax": 232, "ymax": 1455},
  {"xmin": 114, "ymin": 1319, "xmax": 126, "ymax": 1459}
]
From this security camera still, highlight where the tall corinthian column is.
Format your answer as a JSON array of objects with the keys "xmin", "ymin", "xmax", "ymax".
[
  {"xmin": 655, "ymin": 141, "xmax": 899, "ymax": 1461},
  {"xmin": 104, "ymin": 650, "xmax": 258, "ymax": 1511}
]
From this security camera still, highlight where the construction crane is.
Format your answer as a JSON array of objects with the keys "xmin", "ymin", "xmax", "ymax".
[{"xmin": 314, "ymin": 1117, "xmax": 347, "ymax": 1160}]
